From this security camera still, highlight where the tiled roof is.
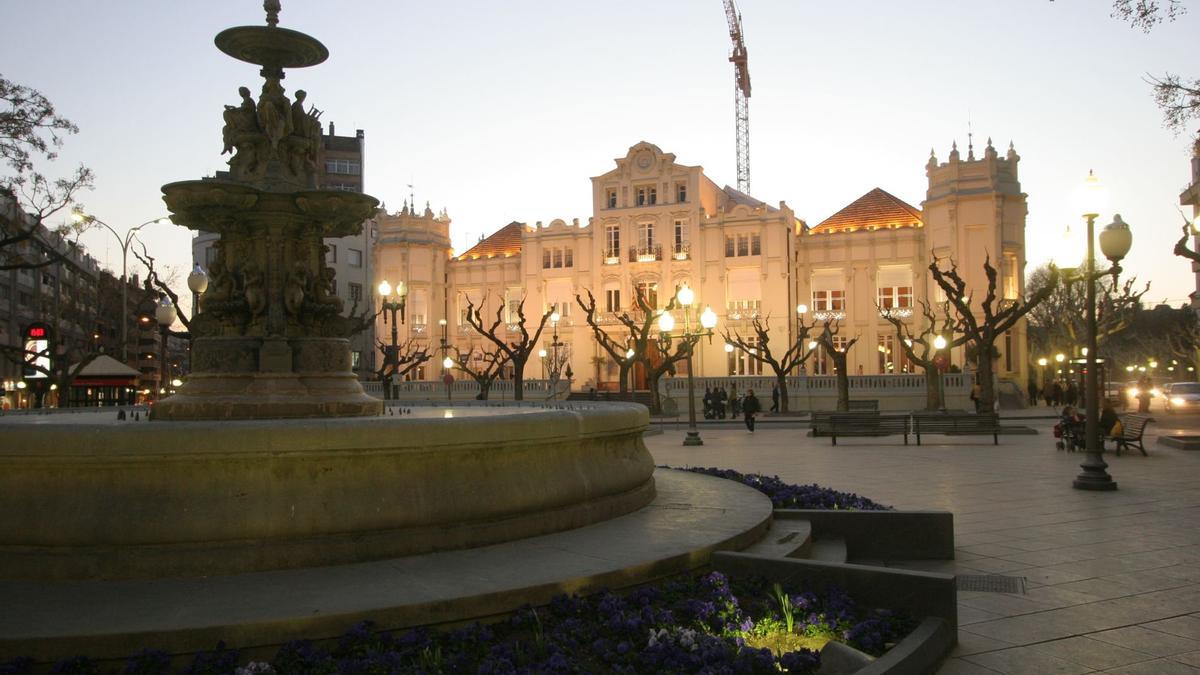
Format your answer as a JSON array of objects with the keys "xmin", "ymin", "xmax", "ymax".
[
  {"xmin": 456, "ymin": 221, "xmax": 524, "ymax": 260},
  {"xmin": 810, "ymin": 188, "xmax": 922, "ymax": 233},
  {"xmin": 722, "ymin": 185, "xmax": 779, "ymax": 213}
]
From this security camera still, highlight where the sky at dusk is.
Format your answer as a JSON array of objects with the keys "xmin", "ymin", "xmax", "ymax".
[{"xmin": 3, "ymin": 0, "xmax": 1199, "ymax": 306}]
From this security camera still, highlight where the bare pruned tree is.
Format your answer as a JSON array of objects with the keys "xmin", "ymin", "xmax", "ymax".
[
  {"xmin": 721, "ymin": 315, "xmax": 818, "ymax": 413},
  {"xmin": 930, "ymin": 255, "xmax": 1059, "ymax": 411},
  {"xmin": 463, "ymin": 293, "xmax": 552, "ymax": 401},
  {"xmin": 375, "ymin": 336, "xmax": 432, "ymax": 385},
  {"xmin": 449, "ymin": 344, "xmax": 510, "ymax": 400},
  {"xmin": 882, "ymin": 300, "xmax": 965, "ymax": 410},
  {"xmin": 576, "ymin": 289, "xmax": 665, "ymax": 399},
  {"xmin": 815, "ymin": 321, "xmax": 860, "ymax": 411}
]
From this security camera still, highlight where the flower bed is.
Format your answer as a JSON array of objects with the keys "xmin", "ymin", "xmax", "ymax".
[
  {"xmin": 671, "ymin": 467, "xmax": 891, "ymax": 511},
  {"xmin": 2, "ymin": 572, "xmax": 913, "ymax": 675}
]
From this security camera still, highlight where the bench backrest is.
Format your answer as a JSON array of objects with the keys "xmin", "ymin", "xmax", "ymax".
[
  {"xmin": 848, "ymin": 400, "xmax": 880, "ymax": 411},
  {"xmin": 1119, "ymin": 414, "xmax": 1152, "ymax": 437},
  {"xmin": 913, "ymin": 412, "xmax": 1000, "ymax": 429}
]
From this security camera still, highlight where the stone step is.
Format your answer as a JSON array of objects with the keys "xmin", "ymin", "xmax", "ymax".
[
  {"xmin": 808, "ymin": 537, "xmax": 848, "ymax": 564},
  {"xmin": 741, "ymin": 519, "xmax": 812, "ymax": 559}
]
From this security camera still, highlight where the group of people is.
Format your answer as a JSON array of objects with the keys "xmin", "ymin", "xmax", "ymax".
[
  {"xmin": 1029, "ymin": 379, "xmax": 1080, "ymax": 408},
  {"xmin": 1058, "ymin": 400, "xmax": 1123, "ymax": 450},
  {"xmin": 702, "ymin": 385, "xmax": 761, "ymax": 431}
]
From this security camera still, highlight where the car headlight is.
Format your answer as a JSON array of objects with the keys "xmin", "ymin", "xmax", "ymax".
[
  {"xmin": 1151, "ymin": 388, "xmax": 1162, "ymax": 398},
  {"xmin": 1127, "ymin": 387, "xmax": 1140, "ymax": 397},
  {"xmin": 1172, "ymin": 397, "xmax": 1186, "ymax": 406}
]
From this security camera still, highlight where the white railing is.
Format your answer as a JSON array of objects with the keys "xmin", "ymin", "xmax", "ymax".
[
  {"xmin": 364, "ymin": 378, "xmax": 572, "ymax": 401},
  {"xmin": 660, "ymin": 372, "xmax": 972, "ymax": 411}
]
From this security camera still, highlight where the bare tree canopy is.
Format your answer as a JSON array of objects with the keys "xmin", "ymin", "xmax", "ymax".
[
  {"xmin": 449, "ymin": 344, "xmax": 510, "ymax": 399},
  {"xmin": 576, "ymin": 288, "xmax": 662, "ymax": 397},
  {"xmin": 931, "ymin": 255, "xmax": 1059, "ymax": 411},
  {"xmin": 463, "ymin": 293, "xmax": 552, "ymax": 400},
  {"xmin": 1112, "ymin": 0, "xmax": 1186, "ymax": 31},
  {"xmin": 375, "ymin": 337, "xmax": 431, "ymax": 382},
  {"xmin": 1, "ymin": 75, "xmax": 80, "ymax": 174},
  {"xmin": 721, "ymin": 315, "xmax": 816, "ymax": 412},
  {"xmin": 1026, "ymin": 260, "xmax": 1148, "ymax": 361},
  {"xmin": 0, "ymin": 75, "xmax": 94, "ymax": 272}
]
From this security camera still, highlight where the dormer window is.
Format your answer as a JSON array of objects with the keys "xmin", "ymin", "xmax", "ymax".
[
  {"xmin": 676, "ymin": 182, "xmax": 687, "ymax": 203},
  {"xmin": 606, "ymin": 189, "xmax": 618, "ymax": 209}
]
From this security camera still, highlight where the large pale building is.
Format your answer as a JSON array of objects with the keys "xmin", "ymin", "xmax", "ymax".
[{"xmin": 372, "ymin": 139, "xmax": 1030, "ymax": 391}]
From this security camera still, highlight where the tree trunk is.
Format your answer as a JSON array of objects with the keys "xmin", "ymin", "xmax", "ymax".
[
  {"xmin": 924, "ymin": 367, "xmax": 942, "ymax": 411},
  {"xmin": 618, "ymin": 363, "xmax": 630, "ymax": 397},
  {"xmin": 648, "ymin": 371, "xmax": 663, "ymax": 414},
  {"xmin": 977, "ymin": 356, "xmax": 996, "ymax": 413},
  {"xmin": 479, "ymin": 378, "xmax": 491, "ymax": 400},
  {"xmin": 776, "ymin": 371, "xmax": 789, "ymax": 413},
  {"xmin": 833, "ymin": 354, "xmax": 850, "ymax": 412},
  {"xmin": 512, "ymin": 356, "xmax": 526, "ymax": 401}
]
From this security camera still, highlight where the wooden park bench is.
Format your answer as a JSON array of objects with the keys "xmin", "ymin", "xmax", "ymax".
[
  {"xmin": 827, "ymin": 412, "xmax": 910, "ymax": 446},
  {"xmin": 912, "ymin": 412, "xmax": 1002, "ymax": 446},
  {"xmin": 848, "ymin": 399, "xmax": 880, "ymax": 412},
  {"xmin": 1107, "ymin": 413, "xmax": 1153, "ymax": 457}
]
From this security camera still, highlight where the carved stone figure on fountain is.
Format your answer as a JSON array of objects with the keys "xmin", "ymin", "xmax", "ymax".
[
  {"xmin": 284, "ymin": 90, "xmax": 322, "ymax": 179},
  {"xmin": 222, "ymin": 86, "xmax": 267, "ymax": 179},
  {"xmin": 285, "ymin": 263, "xmax": 307, "ymax": 318},
  {"xmin": 257, "ymin": 78, "xmax": 292, "ymax": 153},
  {"xmin": 243, "ymin": 264, "xmax": 268, "ymax": 323}
]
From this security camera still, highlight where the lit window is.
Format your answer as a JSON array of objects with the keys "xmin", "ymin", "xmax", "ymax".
[
  {"xmin": 876, "ymin": 286, "xmax": 913, "ymax": 309},
  {"xmin": 605, "ymin": 225, "xmax": 620, "ymax": 258},
  {"xmin": 812, "ymin": 290, "xmax": 845, "ymax": 311}
]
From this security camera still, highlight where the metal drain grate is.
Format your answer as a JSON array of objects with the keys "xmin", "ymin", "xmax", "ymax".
[{"xmin": 956, "ymin": 574, "xmax": 1026, "ymax": 594}]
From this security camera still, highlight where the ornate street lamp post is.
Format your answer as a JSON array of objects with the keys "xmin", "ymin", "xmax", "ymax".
[
  {"xmin": 1073, "ymin": 172, "xmax": 1133, "ymax": 491},
  {"xmin": 187, "ymin": 265, "xmax": 209, "ymax": 321},
  {"xmin": 72, "ymin": 212, "xmax": 172, "ymax": 364},
  {"xmin": 549, "ymin": 311, "xmax": 563, "ymax": 387},
  {"xmin": 154, "ymin": 295, "xmax": 177, "ymax": 402},
  {"xmin": 377, "ymin": 280, "xmax": 407, "ymax": 399},
  {"xmin": 659, "ymin": 284, "xmax": 718, "ymax": 446}
]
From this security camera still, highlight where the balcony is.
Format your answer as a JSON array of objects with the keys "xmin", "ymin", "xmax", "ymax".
[
  {"xmin": 878, "ymin": 306, "xmax": 913, "ymax": 319},
  {"xmin": 602, "ymin": 249, "xmax": 621, "ymax": 265},
  {"xmin": 812, "ymin": 309, "xmax": 846, "ymax": 322},
  {"xmin": 671, "ymin": 242, "xmax": 691, "ymax": 261},
  {"xmin": 628, "ymin": 244, "xmax": 662, "ymax": 263}
]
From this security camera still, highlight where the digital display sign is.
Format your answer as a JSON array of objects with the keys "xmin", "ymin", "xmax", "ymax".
[{"xmin": 23, "ymin": 323, "xmax": 50, "ymax": 379}]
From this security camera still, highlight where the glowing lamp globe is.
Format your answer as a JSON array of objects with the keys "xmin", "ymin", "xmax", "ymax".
[
  {"xmin": 676, "ymin": 285, "xmax": 695, "ymax": 307},
  {"xmin": 377, "ymin": 280, "xmax": 391, "ymax": 297},
  {"xmin": 1076, "ymin": 170, "xmax": 1109, "ymax": 219},
  {"xmin": 933, "ymin": 335, "xmax": 947, "ymax": 350},
  {"xmin": 155, "ymin": 296, "xmax": 177, "ymax": 327},
  {"xmin": 700, "ymin": 306, "xmax": 717, "ymax": 329},
  {"xmin": 724, "ymin": 343, "xmax": 734, "ymax": 353},
  {"xmin": 658, "ymin": 311, "xmax": 675, "ymax": 333},
  {"xmin": 550, "ymin": 311, "xmax": 561, "ymax": 323},
  {"xmin": 1099, "ymin": 214, "xmax": 1132, "ymax": 264},
  {"xmin": 187, "ymin": 265, "xmax": 209, "ymax": 294},
  {"xmin": 442, "ymin": 356, "xmax": 454, "ymax": 369},
  {"xmin": 796, "ymin": 303, "xmax": 808, "ymax": 316}
]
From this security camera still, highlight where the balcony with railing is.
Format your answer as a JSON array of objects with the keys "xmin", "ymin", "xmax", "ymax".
[
  {"xmin": 628, "ymin": 244, "xmax": 662, "ymax": 263},
  {"xmin": 671, "ymin": 241, "xmax": 691, "ymax": 261},
  {"xmin": 603, "ymin": 248, "xmax": 621, "ymax": 266}
]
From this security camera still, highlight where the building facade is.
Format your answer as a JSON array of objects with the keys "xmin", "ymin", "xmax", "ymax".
[
  {"xmin": 371, "ymin": 140, "xmax": 1030, "ymax": 391},
  {"xmin": 192, "ymin": 121, "xmax": 377, "ymax": 376}
]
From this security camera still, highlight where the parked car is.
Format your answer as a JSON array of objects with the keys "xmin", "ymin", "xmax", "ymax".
[{"xmin": 1165, "ymin": 382, "xmax": 1200, "ymax": 413}]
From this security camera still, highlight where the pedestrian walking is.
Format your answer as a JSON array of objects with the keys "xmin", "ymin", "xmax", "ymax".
[
  {"xmin": 770, "ymin": 384, "xmax": 780, "ymax": 413},
  {"xmin": 1028, "ymin": 379, "xmax": 1039, "ymax": 407},
  {"xmin": 743, "ymin": 389, "xmax": 761, "ymax": 432}
]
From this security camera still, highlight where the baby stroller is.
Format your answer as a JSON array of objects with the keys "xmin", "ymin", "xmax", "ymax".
[{"xmin": 1054, "ymin": 416, "xmax": 1084, "ymax": 451}]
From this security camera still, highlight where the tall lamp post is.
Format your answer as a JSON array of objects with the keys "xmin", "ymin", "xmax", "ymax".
[
  {"xmin": 154, "ymin": 295, "xmax": 177, "ymax": 402},
  {"xmin": 439, "ymin": 318, "xmax": 451, "ymax": 401},
  {"xmin": 549, "ymin": 311, "xmax": 563, "ymax": 384},
  {"xmin": 72, "ymin": 211, "xmax": 171, "ymax": 364},
  {"xmin": 1074, "ymin": 171, "xmax": 1133, "ymax": 492},
  {"xmin": 187, "ymin": 265, "xmax": 209, "ymax": 319},
  {"xmin": 659, "ymin": 284, "xmax": 718, "ymax": 446},
  {"xmin": 377, "ymin": 280, "xmax": 407, "ymax": 399}
]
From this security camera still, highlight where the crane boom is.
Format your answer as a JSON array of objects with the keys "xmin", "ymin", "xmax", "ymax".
[{"xmin": 722, "ymin": 0, "xmax": 751, "ymax": 194}]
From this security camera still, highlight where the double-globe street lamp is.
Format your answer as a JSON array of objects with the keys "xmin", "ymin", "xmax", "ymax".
[
  {"xmin": 657, "ymin": 284, "xmax": 718, "ymax": 446},
  {"xmin": 1073, "ymin": 171, "xmax": 1134, "ymax": 492},
  {"xmin": 377, "ymin": 280, "xmax": 408, "ymax": 399},
  {"xmin": 72, "ymin": 212, "xmax": 172, "ymax": 363}
]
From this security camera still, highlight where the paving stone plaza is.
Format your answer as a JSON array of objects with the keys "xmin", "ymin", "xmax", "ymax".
[{"xmin": 648, "ymin": 417, "xmax": 1200, "ymax": 674}]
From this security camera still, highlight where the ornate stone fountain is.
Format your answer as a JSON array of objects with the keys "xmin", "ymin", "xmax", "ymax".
[{"xmin": 154, "ymin": 0, "xmax": 380, "ymax": 419}]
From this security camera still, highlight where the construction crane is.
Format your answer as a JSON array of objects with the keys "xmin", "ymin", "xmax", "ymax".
[{"xmin": 722, "ymin": 0, "xmax": 751, "ymax": 194}]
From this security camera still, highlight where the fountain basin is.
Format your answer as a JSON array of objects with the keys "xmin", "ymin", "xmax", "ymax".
[{"xmin": 0, "ymin": 404, "xmax": 654, "ymax": 581}]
